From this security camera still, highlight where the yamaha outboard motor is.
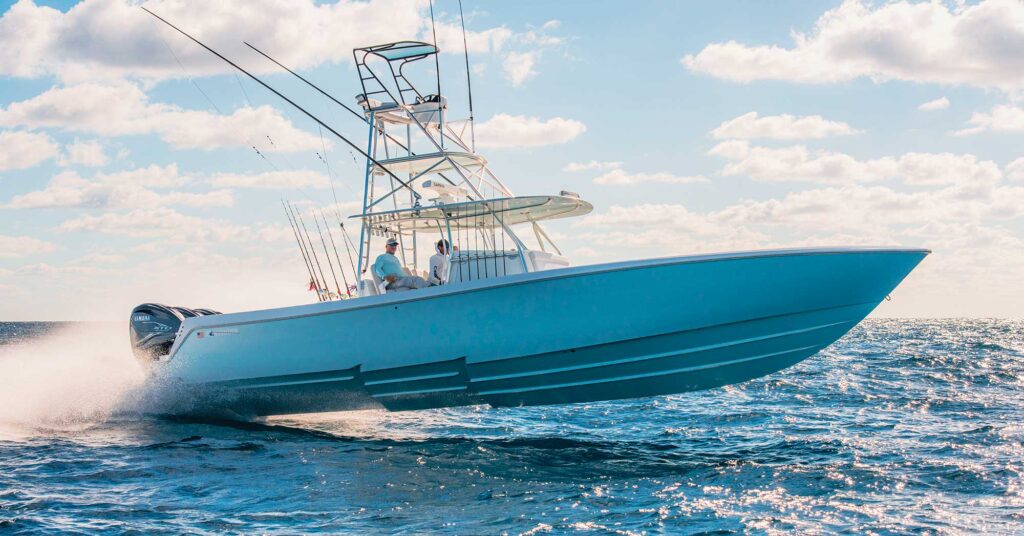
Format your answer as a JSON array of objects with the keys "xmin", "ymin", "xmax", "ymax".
[
  {"xmin": 130, "ymin": 303, "xmax": 223, "ymax": 366},
  {"xmin": 129, "ymin": 303, "xmax": 185, "ymax": 363}
]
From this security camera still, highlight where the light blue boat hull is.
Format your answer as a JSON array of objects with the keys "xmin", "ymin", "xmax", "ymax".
[{"xmin": 155, "ymin": 248, "xmax": 927, "ymax": 417}]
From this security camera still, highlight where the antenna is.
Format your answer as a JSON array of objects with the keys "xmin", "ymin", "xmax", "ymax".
[
  {"xmin": 458, "ymin": 0, "xmax": 476, "ymax": 152},
  {"xmin": 429, "ymin": 0, "xmax": 444, "ymax": 150}
]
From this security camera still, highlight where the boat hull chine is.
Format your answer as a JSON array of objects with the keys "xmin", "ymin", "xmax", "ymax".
[{"xmin": 471, "ymin": 302, "xmax": 872, "ymax": 407}]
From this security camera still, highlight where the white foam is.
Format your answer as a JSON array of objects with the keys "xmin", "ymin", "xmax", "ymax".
[{"xmin": 0, "ymin": 322, "xmax": 145, "ymax": 439}]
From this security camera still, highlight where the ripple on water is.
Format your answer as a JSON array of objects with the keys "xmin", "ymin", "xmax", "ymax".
[{"xmin": 0, "ymin": 319, "xmax": 1023, "ymax": 533}]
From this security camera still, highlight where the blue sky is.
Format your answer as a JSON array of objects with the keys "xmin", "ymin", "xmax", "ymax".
[{"xmin": 0, "ymin": 0, "xmax": 1022, "ymax": 320}]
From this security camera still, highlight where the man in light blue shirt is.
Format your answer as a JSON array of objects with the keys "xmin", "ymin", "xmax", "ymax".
[{"xmin": 373, "ymin": 237, "xmax": 428, "ymax": 292}]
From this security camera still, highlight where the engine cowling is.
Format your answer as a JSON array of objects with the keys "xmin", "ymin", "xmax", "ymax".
[{"xmin": 129, "ymin": 303, "xmax": 220, "ymax": 364}]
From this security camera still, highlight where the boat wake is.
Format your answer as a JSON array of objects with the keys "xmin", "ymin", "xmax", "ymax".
[{"xmin": 0, "ymin": 323, "xmax": 160, "ymax": 438}]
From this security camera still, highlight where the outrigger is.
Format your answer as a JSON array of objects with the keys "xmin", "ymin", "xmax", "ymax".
[{"xmin": 130, "ymin": 13, "xmax": 927, "ymax": 418}]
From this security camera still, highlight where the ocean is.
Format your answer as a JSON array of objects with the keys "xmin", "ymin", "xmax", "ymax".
[{"xmin": 0, "ymin": 319, "xmax": 1021, "ymax": 534}]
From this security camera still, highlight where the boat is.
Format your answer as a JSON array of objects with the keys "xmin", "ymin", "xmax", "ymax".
[{"xmin": 128, "ymin": 32, "xmax": 928, "ymax": 418}]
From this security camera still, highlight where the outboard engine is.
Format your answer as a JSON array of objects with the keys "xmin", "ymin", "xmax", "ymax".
[
  {"xmin": 130, "ymin": 303, "xmax": 184, "ymax": 363},
  {"xmin": 129, "ymin": 303, "xmax": 221, "ymax": 364}
]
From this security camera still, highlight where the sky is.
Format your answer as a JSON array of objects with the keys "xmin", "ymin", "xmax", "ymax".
[{"xmin": 0, "ymin": 0, "xmax": 1022, "ymax": 320}]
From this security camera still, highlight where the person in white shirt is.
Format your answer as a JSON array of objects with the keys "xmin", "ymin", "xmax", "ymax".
[{"xmin": 428, "ymin": 239, "xmax": 450, "ymax": 286}]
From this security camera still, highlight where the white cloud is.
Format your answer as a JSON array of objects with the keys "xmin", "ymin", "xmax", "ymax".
[
  {"xmin": 709, "ymin": 182, "xmax": 1023, "ymax": 233},
  {"xmin": 1007, "ymin": 158, "xmax": 1024, "ymax": 181},
  {"xmin": 75, "ymin": 252, "xmax": 125, "ymax": 265},
  {"xmin": 918, "ymin": 97, "xmax": 950, "ymax": 111},
  {"xmin": 58, "ymin": 207, "xmax": 289, "ymax": 244},
  {"xmin": 94, "ymin": 164, "xmax": 189, "ymax": 188},
  {"xmin": 6, "ymin": 164, "xmax": 234, "ymax": 209},
  {"xmin": 581, "ymin": 203, "xmax": 711, "ymax": 229},
  {"xmin": 431, "ymin": 14, "xmax": 562, "ymax": 60},
  {"xmin": 0, "ymin": 130, "xmax": 59, "ymax": 171},
  {"xmin": 591, "ymin": 182, "xmax": 1024, "ymax": 238},
  {"xmin": 431, "ymin": 20, "xmax": 513, "ymax": 55},
  {"xmin": 0, "ymin": 0, "xmax": 558, "ymax": 84},
  {"xmin": 502, "ymin": 51, "xmax": 537, "ymax": 86},
  {"xmin": 571, "ymin": 246, "xmax": 597, "ymax": 258},
  {"xmin": 711, "ymin": 112, "xmax": 861, "ymax": 140},
  {"xmin": 0, "ymin": 83, "xmax": 324, "ymax": 152},
  {"xmin": 896, "ymin": 152, "xmax": 1002, "ymax": 186},
  {"xmin": 0, "ymin": 234, "xmax": 55, "ymax": 258},
  {"xmin": 575, "ymin": 203, "xmax": 770, "ymax": 253},
  {"xmin": 60, "ymin": 138, "xmax": 109, "ymax": 167},
  {"xmin": 564, "ymin": 160, "xmax": 622, "ymax": 172},
  {"xmin": 952, "ymin": 104, "xmax": 1024, "ymax": 135},
  {"xmin": 593, "ymin": 169, "xmax": 707, "ymax": 186},
  {"xmin": 519, "ymin": 29, "xmax": 563, "ymax": 48},
  {"xmin": 709, "ymin": 140, "xmax": 894, "ymax": 183},
  {"xmin": 713, "ymin": 186, "xmax": 932, "ymax": 230},
  {"xmin": 708, "ymin": 141, "xmax": 1001, "ymax": 186},
  {"xmin": 475, "ymin": 113, "xmax": 586, "ymax": 148},
  {"xmin": 10, "ymin": 261, "xmax": 115, "ymax": 277},
  {"xmin": 572, "ymin": 175, "xmax": 1024, "ymax": 317},
  {"xmin": 0, "ymin": 244, "xmax": 326, "ymax": 320},
  {"xmin": 681, "ymin": 0, "xmax": 1024, "ymax": 90},
  {"xmin": 211, "ymin": 170, "xmax": 330, "ymax": 189},
  {"xmin": 0, "ymin": 0, "xmax": 432, "ymax": 82}
]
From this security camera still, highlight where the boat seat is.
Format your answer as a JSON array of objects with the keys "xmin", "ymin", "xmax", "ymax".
[
  {"xmin": 359, "ymin": 279, "xmax": 379, "ymax": 296},
  {"xmin": 370, "ymin": 271, "xmax": 389, "ymax": 294}
]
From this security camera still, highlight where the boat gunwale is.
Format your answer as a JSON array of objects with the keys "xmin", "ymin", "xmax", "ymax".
[{"xmin": 168, "ymin": 246, "xmax": 929, "ymax": 356}]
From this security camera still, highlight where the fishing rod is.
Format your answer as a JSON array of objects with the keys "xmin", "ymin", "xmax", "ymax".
[
  {"xmin": 290, "ymin": 201, "xmax": 326, "ymax": 300},
  {"xmin": 291, "ymin": 202, "xmax": 330, "ymax": 301},
  {"xmin": 322, "ymin": 210, "xmax": 352, "ymax": 296},
  {"xmin": 163, "ymin": 20, "xmax": 342, "ymax": 215},
  {"xmin": 316, "ymin": 124, "xmax": 343, "ymax": 212},
  {"xmin": 337, "ymin": 218, "xmax": 359, "ymax": 277},
  {"xmin": 291, "ymin": 201, "xmax": 327, "ymax": 301},
  {"xmin": 140, "ymin": 6, "xmax": 421, "ymax": 202},
  {"xmin": 282, "ymin": 199, "xmax": 322, "ymax": 302},
  {"xmin": 161, "ymin": 29, "xmax": 334, "ymax": 217},
  {"xmin": 243, "ymin": 42, "xmax": 364, "ymax": 122},
  {"xmin": 312, "ymin": 209, "xmax": 343, "ymax": 299}
]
